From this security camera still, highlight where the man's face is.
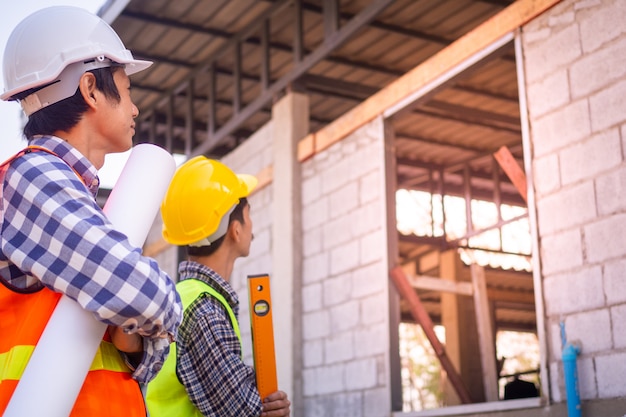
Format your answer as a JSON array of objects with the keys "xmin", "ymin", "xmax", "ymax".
[{"xmin": 98, "ymin": 70, "xmax": 139, "ymax": 154}]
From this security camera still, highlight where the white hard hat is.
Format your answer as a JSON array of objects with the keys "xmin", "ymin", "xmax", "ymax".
[{"xmin": 1, "ymin": 6, "xmax": 152, "ymax": 115}]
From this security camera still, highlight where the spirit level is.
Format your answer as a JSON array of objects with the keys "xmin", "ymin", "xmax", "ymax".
[{"xmin": 248, "ymin": 274, "xmax": 278, "ymax": 400}]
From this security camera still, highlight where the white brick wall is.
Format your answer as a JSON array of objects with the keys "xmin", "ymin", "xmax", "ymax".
[
  {"xmin": 539, "ymin": 229, "xmax": 583, "ymax": 275},
  {"xmin": 345, "ymin": 357, "xmax": 378, "ymax": 389},
  {"xmin": 303, "ymin": 252, "xmax": 329, "ymax": 284},
  {"xmin": 300, "ymin": 118, "xmax": 390, "ymax": 416},
  {"xmin": 531, "ymin": 100, "xmax": 591, "ymax": 158},
  {"xmin": 330, "ymin": 240, "xmax": 360, "ymax": 275},
  {"xmin": 603, "ymin": 258, "xmax": 626, "ymax": 304},
  {"xmin": 323, "ymin": 273, "xmax": 352, "ymax": 306},
  {"xmin": 543, "ymin": 266, "xmax": 604, "ymax": 316},
  {"xmin": 525, "ymin": 68, "xmax": 570, "ymax": 120},
  {"xmin": 532, "ymin": 153, "xmax": 561, "ymax": 196},
  {"xmin": 535, "ymin": 180, "xmax": 596, "ymax": 234},
  {"xmin": 577, "ymin": 356, "xmax": 597, "ymax": 400},
  {"xmin": 304, "ymin": 339, "xmax": 324, "ymax": 367},
  {"xmin": 303, "ymin": 282, "xmax": 323, "ymax": 313},
  {"xmin": 595, "ymin": 164, "xmax": 626, "ymax": 216},
  {"xmin": 578, "ymin": 0, "xmax": 626, "ymax": 53},
  {"xmin": 523, "ymin": 22, "xmax": 582, "ymax": 83},
  {"xmin": 595, "ymin": 351, "xmax": 626, "ymax": 397},
  {"xmin": 222, "ymin": 121, "xmax": 273, "ymax": 175},
  {"xmin": 523, "ymin": 0, "xmax": 626, "ymax": 403},
  {"xmin": 325, "ymin": 331, "xmax": 354, "ymax": 363},
  {"xmin": 559, "ymin": 128, "xmax": 621, "ymax": 186},
  {"xmin": 583, "ymin": 213, "xmax": 626, "ymax": 263},
  {"xmin": 570, "ymin": 37, "xmax": 626, "ymax": 99},
  {"xmin": 610, "ymin": 304, "xmax": 626, "ymax": 348},
  {"xmin": 364, "ymin": 387, "xmax": 390, "ymax": 417},
  {"xmin": 589, "ymin": 78, "xmax": 626, "ymax": 131},
  {"xmin": 304, "ymin": 309, "xmax": 331, "ymax": 340}
]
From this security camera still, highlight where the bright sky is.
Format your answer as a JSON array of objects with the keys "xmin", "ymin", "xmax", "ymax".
[{"xmin": 0, "ymin": 0, "xmax": 134, "ymax": 189}]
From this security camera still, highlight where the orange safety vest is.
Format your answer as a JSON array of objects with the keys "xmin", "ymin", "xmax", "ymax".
[{"xmin": 0, "ymin": 147, "xmax": 147, "ymax": 416}]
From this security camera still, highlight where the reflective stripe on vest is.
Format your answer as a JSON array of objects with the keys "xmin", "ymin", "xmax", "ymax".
[
  {"xmin": 146, "ymin": 278, "xmax": 241, "ymax": 417},
  {"xmin": 0, "ymin": 285, "xmax": 147, "ymax": 417},
  {"xmin": 0, "ymin": 147, "xmax": 146, "ymax": 416},
  {"xmin": 0, "ymin": 341, "xmax": 130, "ymax": 381}
]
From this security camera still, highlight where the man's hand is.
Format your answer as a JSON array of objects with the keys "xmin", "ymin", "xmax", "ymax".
[
  {"xmin": 261, "ymin": 390, "xmax": 290, "ymax": 417},
  {"xmin": 108, "ymin": 325, "xmax": 142, "ymax": 353}
]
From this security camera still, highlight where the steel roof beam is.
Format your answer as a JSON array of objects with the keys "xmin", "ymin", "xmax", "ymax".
[{"xmin": 192, "ymin": 0, "xmax": 397, "ymax": 156}]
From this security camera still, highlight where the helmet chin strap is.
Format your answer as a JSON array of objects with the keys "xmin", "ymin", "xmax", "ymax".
[
  {"xmin": 188, "ymin": 205, "xmax": 237, "ymax": 248},
  {"xmin": 20, "ymin": 56, "xmax": 116, "ymax": 116}
]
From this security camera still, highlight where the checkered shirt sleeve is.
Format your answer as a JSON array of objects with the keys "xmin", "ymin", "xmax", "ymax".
[{"xmin": 0, "ymin": 137, "xmax": 182, "ymax": 382}]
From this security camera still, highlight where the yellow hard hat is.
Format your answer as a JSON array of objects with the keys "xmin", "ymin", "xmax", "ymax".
[{"xmin": 161, "ymin": 156, "xmax": 257, "ymax": 246}]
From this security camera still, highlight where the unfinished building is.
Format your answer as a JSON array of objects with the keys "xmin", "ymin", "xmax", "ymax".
[{"xmin": 101, "ymin": 0, "xmax": 626, "ymax": 415}]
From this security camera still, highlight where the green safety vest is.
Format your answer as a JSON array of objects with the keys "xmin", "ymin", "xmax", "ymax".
[{"xmin": 145, "ymin": 278, "xmax": 241, "ymax": 417}]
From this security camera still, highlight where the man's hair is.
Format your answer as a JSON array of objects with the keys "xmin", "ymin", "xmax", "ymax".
[
  {"xmin": 18, "ymin": 66, "xmax": 123, "ymax": 139},
  {"xmin": 187, "ymin": 197, "xmax": 249, "ymax": 257}
]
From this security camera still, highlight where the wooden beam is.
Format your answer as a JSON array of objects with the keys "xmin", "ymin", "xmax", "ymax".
[
  {"xmin": 297, "ymin": 133, "xmax": 315, "ymax": 161},
  {"xmin": 471, "ymin": 264, "xmax": 499, "ymax": 402},
  {"xmin": 403, "ymin": 272, "xmax": 535, "ymax": 304},
  {"xmin": 493, "ymin": 146, "xmax": 528, "ymax": 203},
  {"xmin": 254, "ymin": 164, "xmax": 273, "ymax": 192},
  {"xmin": 297, "ymin": 0, "xmax": 563, "ymax": 162},
  {"xmin": 488, "ymin": 289, "xmax": 535, "ymax": 304},
  {"xmin": 390, "ymin": 266, "xmax": 473, "ymax": 404},
  {"xmin": 408, "ymin": 274, "xmax": 474, "ymax": 296}
]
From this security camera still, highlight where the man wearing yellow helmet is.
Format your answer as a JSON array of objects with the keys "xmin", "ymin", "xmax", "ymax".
[{"xmin": 146, "ymin": 156, "xmax": 291, "ymax": 417}]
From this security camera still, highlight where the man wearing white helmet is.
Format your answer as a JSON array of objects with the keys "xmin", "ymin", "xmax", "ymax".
[
  {"xmin": 146, "ymin": 156, "xmax": 291, "ymax": 417},
  {"xmin": 0, "ymin": 6, "xmax": 182, "ymax": 416}
]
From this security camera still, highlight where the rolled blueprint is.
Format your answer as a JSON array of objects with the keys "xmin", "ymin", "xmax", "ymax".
[
  {"xmin": 4, "ymin": 144, "xmax": 176, "ymax": 417},
  {"xmin": 103, "ymin": 144, "xmax": 176, "ymax": 248}
]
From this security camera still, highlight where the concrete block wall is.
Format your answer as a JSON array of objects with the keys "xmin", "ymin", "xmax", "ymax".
[
  {"xmin": 300, "ymin": 118, "xmax": 392, "ymax": 417},
  {"xmin": 522, "ymin": 0, "xmax": 626, "ymax": 403},
  {"xmin": 222, "ymin": 120, "xmax": 274, "ymax": 363}
]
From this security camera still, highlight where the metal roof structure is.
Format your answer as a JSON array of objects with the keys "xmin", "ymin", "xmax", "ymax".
[{"xmin": 105, "ymin": 0, "xmax": 534, "ymax": 332}]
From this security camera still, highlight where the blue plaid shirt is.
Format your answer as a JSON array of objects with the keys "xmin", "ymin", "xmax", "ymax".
[
  {"xmin": 0, "ymin": 136, "xmax": 182, "ymax": 383},
  {"xmin": 176, "ymin": 261, "xmax": 262, "ymax": 416}
]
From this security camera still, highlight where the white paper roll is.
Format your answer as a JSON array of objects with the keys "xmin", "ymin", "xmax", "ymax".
[
  {"xmin": 4, "ymin": 144, "xmax": 176, "ymax": 417},
  {"xmin": 103, "ymin": 144, "xmax": 177, "ymax": 248}
]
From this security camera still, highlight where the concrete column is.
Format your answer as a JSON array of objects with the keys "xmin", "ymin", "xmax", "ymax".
[{"xmin": 271, "ymin": 91, "xmax": 308, "ymax": 413}]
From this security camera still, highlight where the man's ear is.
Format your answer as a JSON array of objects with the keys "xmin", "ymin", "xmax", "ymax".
[
  {"xmin": 228, "ymin": 220, "xmax": 242, "ymax": 243},
  {"xmin": 78, "ymin": 72, "xmax": 98, "ymax": 110}
]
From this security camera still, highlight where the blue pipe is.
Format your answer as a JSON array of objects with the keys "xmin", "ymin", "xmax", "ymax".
[{"xmin": 560, "ymin": 322, "xmax": 581, "ymax": 417}]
